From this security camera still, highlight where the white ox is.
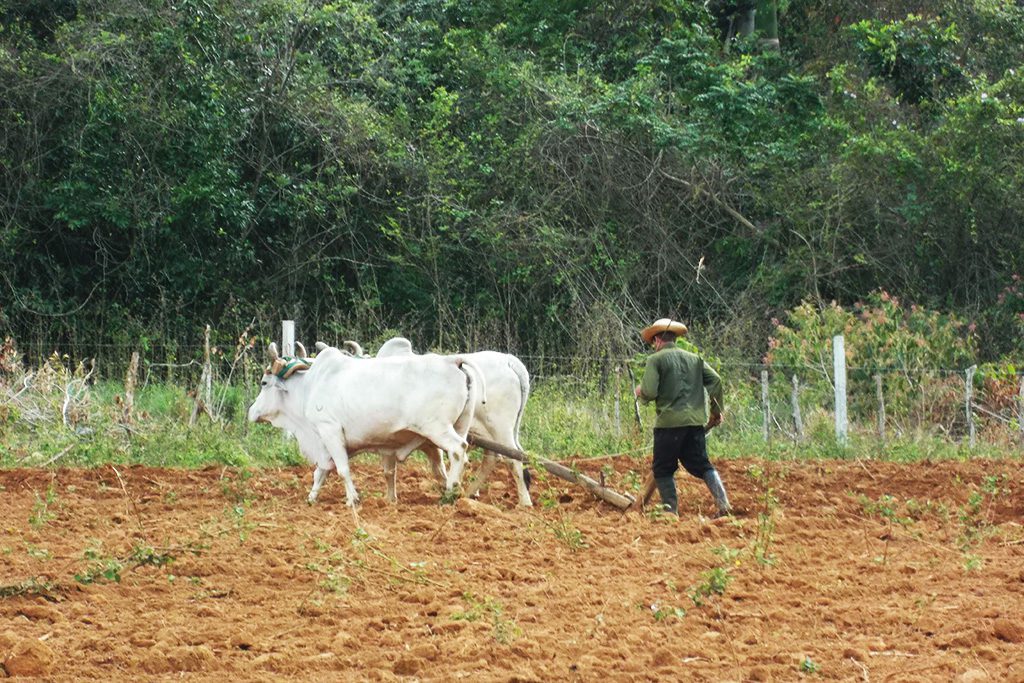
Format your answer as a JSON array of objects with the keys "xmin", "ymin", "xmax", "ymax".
[
  {"xmin": 374, "ymin": 337, "xmax": 533, "ymax": 507},
  {"xmin": 247, "ymin": 343, "xmax": 482, "ymax": 506}
]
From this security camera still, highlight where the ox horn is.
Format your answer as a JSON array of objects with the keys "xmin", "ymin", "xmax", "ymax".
[
  {"xmin": 295, "ymin": 341, "xmax": 308, "ymax": 358},
  {"xmin": 315, "ymin": 341, "xmax": 329, "ymax": 352},
  {"xmin": 342, "ymin": 340, "xmax": 364, "ymax": 357},
  {"xmin": 268, "ymin": 342, "xmax": 280, "ymax": 361}
]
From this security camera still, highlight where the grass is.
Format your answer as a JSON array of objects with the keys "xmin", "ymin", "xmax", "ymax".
[{"xmin": 2, "ymin": 365, "xmax": 1022, "ymax": 470}]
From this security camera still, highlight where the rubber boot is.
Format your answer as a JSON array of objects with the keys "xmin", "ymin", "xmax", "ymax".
[
  {"xmin": 703, "ymin": 469, "xmax": 731, "ymax": 517},
  {"xmin": 654, "ymin": 476, "xmax": 678, "ymax": 515}
]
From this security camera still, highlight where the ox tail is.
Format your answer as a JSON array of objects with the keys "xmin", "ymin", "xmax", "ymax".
[
  {"xmin": 455, "ymin": 357, "xmax": 487, "ymax": 406},
  {"xmin": 507, "ymin": 355, "xmax": 531, "ymax": 452}
]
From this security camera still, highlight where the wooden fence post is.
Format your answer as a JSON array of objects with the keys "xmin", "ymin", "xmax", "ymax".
[
  {"xmin": 190, "ymin": 325, "xmax": 214, "ymax": 426},
  {"xmin": 790, "ymin": 374, "xmax": 803, "ymax": 440},
  {"xmin": 833, "ymin": 335, "xmax": 848, "ymax": 445},
  {"xmin": 123, "ymin": 351, "xmax": 139, "ymax": 424},
  {"xmin": 874, "ymin": 373, "xmax": 885, "ymax": 442},
  {"xmin": 614, "ymin": 365, "xmax": 622, "ymax": 436},
  {"xmin": 965, "ymin": 365, "xmax": 977, "ymax": 449},
  {"xmin": 761, "ymin": 369, "xmax": 770, "ymax": 443}
]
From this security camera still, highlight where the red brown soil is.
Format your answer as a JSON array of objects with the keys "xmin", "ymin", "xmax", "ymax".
[{"xmin": 2, "ymin": 456, "xmax": 1023, "ymax": 681}]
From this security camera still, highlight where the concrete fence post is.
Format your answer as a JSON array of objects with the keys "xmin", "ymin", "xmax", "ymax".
[
  {"xmin": 874, "ymin": 373, "xmax": 885, "ymax": 442},
  {"xmin": 833, "ymin": 335, "xmax": 848, "ymax": 446},
  {"xmin": 965, "ymin": 365, "xmax": 977, "ymax": 449}
]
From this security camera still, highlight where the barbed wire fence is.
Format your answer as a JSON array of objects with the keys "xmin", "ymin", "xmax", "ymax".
[{"xmin": 5, "ymin": 329, "xmax": 1024, "ymax": 454}]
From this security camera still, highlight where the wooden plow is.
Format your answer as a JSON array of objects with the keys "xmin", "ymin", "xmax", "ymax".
[{"xmin": 467, "ymin": 435, "xmax": 637, "ymax": 510}]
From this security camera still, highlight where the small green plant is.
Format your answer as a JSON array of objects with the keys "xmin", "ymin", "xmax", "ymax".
[
  {"xmin": 29, "ymin": 484, "xmax": 59, "ymax": 528},
  {"xmin": 651, "ymin": 602, "xmax": 687, "ymax": 621},
  {"xmin": 548, "ymin": 517, "xmax": 588, "ymax": 551},
  {"xmin": 962, "ymin": 554, "xmax": 983, "ymax": 572},
  {"xmin": 747, "ymin": 465, "xmax": 782, "ymax": 566},
  {"xmin": 800, "ymin": 656, "xmax": 820, "ymax": 674},
  {"xmin": 75, "ymin": 545, "xmax": 124, "ymax": 584},
  {"xmin": 438, "ymin": 487, "xmax": 461, "ymax": 506},
  {"xmin": 451, "ymin": 593, "xmax": 520, "ymax": 644},
  {"xmin": 220, "ymin": 468, "xmax": 255, "ymax": 503},
  {"xmin": 537, "ymin": 487, "xmax": 560, "ymax": 509},
  {"xmin": 25, "ymin": 544, "xmax": 51, "ymax": 560},
  {"xmin": 690, "ymin": 567, "xmax": 732, "ymax": 607},
  {"xmin": 0, "ymin": 577, "xmax": 59, "ymax": 599}
]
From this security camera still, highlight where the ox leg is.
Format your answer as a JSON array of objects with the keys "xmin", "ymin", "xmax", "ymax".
[
  {"xmin": 463, "ymin": 450, "xmax": 498, "ymax": 499},
  {"xmin": 507, "ymin": 459, "xmax": 533, "ymax": 507},
  {"xmin": 316, "ymin": 429, "xmax": 360, "ymax": 507},
  {"xmin": 381, "ymin": 452, "xmax": 398, "ymax": 504},
  {"xmin": 308, "ymin": 466, "xmax": 330, "ymax": 504},
  {"xmin": 422, "ymin": 444, "xmax": 448, "ymax": 485}
]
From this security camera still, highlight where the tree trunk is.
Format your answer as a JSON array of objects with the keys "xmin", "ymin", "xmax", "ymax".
[{"xmin": 755, "ymin": 0, "xmax": 780, "ymax": 49}]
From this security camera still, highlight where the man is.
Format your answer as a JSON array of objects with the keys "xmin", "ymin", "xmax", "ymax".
[{"xmin": 634, "ymin": 318, "xmax": 731, "ymax": 518}]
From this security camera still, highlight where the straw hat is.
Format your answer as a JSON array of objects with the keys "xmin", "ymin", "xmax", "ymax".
[{"xmin": 640, "ymin": 318, "xmax": 688, "ymax": 344}]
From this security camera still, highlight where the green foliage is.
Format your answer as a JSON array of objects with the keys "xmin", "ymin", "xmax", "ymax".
[
  {"xmin": 690, "ymin": 566, "xmax": 732, "ymax": 606},
  {"xmin": 767, "ymin": 291, "xmax": 976, "ymax": 430},
  {"xmin": 451, "ymin": 593, "xmax": 521, "ymax": 644},
  {"xmin": 0, "ymin": 0, "xmax": 1022, "ymax": 373},
  {"xmin": 847, "ymin": 14, "xmax": 967, "ymax": 103}
]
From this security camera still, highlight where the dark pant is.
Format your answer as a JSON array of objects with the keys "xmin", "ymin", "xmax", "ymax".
[{"xmin": 652, "ymin": 426, "xmax": 713, "ymax": 480}]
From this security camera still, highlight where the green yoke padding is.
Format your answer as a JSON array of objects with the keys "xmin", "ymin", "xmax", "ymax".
[{"xmin": 275, "ymin": 356, "xmax": 311, "ymax": 379}]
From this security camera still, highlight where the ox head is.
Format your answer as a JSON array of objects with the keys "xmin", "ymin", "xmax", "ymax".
[{"xmin": 247, "ymin": 343, "xmax": 292, "ymax": 424}]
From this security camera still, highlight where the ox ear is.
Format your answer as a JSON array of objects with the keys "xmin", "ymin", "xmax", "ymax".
[
  {"xmin": 315, "ymin": 341, "xmax": 329, "ymax": 352},
  {"xmin": 343, "ymin": 340, "xmax": 364, "ymax": 357},
  {"xmin": 295, "ymin": 341, "xmax": 308, "ymax": 358},
  {"xmin": 268, "ymin": 342, "xmax": 280, "ymax": 361}
]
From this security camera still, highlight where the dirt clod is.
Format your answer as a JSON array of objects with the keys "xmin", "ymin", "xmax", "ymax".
[{"xmin": 994, "ymin": 618, "xmax": 1024, "ymax": 643}]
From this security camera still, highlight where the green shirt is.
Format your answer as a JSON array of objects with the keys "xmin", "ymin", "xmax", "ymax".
[{"xmin": 638, "ymin": 347, "xmax": 723, "ymax": 429}]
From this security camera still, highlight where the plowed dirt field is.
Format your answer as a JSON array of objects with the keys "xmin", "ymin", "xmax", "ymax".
[{"xmin": 2, "ymin": 456, "xmax": 1023, "ymax": 681}]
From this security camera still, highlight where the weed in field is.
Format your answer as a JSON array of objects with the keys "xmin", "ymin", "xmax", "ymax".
[
  {"xmin": 547, "ymin": 517, "xmax": 588, "ymax": 551},
  {"xmin": 451, "ymin": 593, "xmax": 521, "ymax": 644},
  {"xmin": 689, "ymin": 567, "xmax": 732, "ymax": 607},
  {"xmin": 25, "ymin": 544, "xmax": 51, "ymax": 560},
  {"xmin": 962, "ymin": 554, "xmax": 983, "ymax": 572},
  {"xmin": 747, "ymin": 464, "xmax": 783, "ymax": 566},
  {"xmin": 75, "ymin": 542, "xmax": 124, "ymax": 584},
  {"xmin": 857, "ymin": 493, "xmax": 914, "ymax": 565},
  {"xmin": 537, "ymin": 487, "xmax": 560, "ymax": 509},
  {"xmin": 225, "ymin": 504, "xmax": 253, "ymax": 543},
  {"xmin": 650, "ymin": 603, "xmax": 687, "ymax": 621},
  {"xmin": 0, "ymin": 576, "xmax": 59, "ymax": 599},
  {"xmin": 29, "ymin": 484, "xmax": 58, "ymax": 528},
  {"xmin": 800, "ymin": 656, "xmax": 820, "ymax": 674},
  {"xmin": 438, "ymin": 487, "xmax": 460, "ymax": 506},
  {"xmin": 981, "ymin": 473, "xmax": 1009, "ymax": 497},
  {"xmin": 220, "ymin": 467, "xmax": 257, "ymax": 503}
]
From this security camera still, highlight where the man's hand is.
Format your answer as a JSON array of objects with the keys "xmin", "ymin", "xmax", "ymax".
[
  {"xmin": 708, "ymin": 412, "xmax": 724, "ymax": 428},
  {"xmin": 634, "ymin": 385, "xmax": 643, "ymax": 398}
]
